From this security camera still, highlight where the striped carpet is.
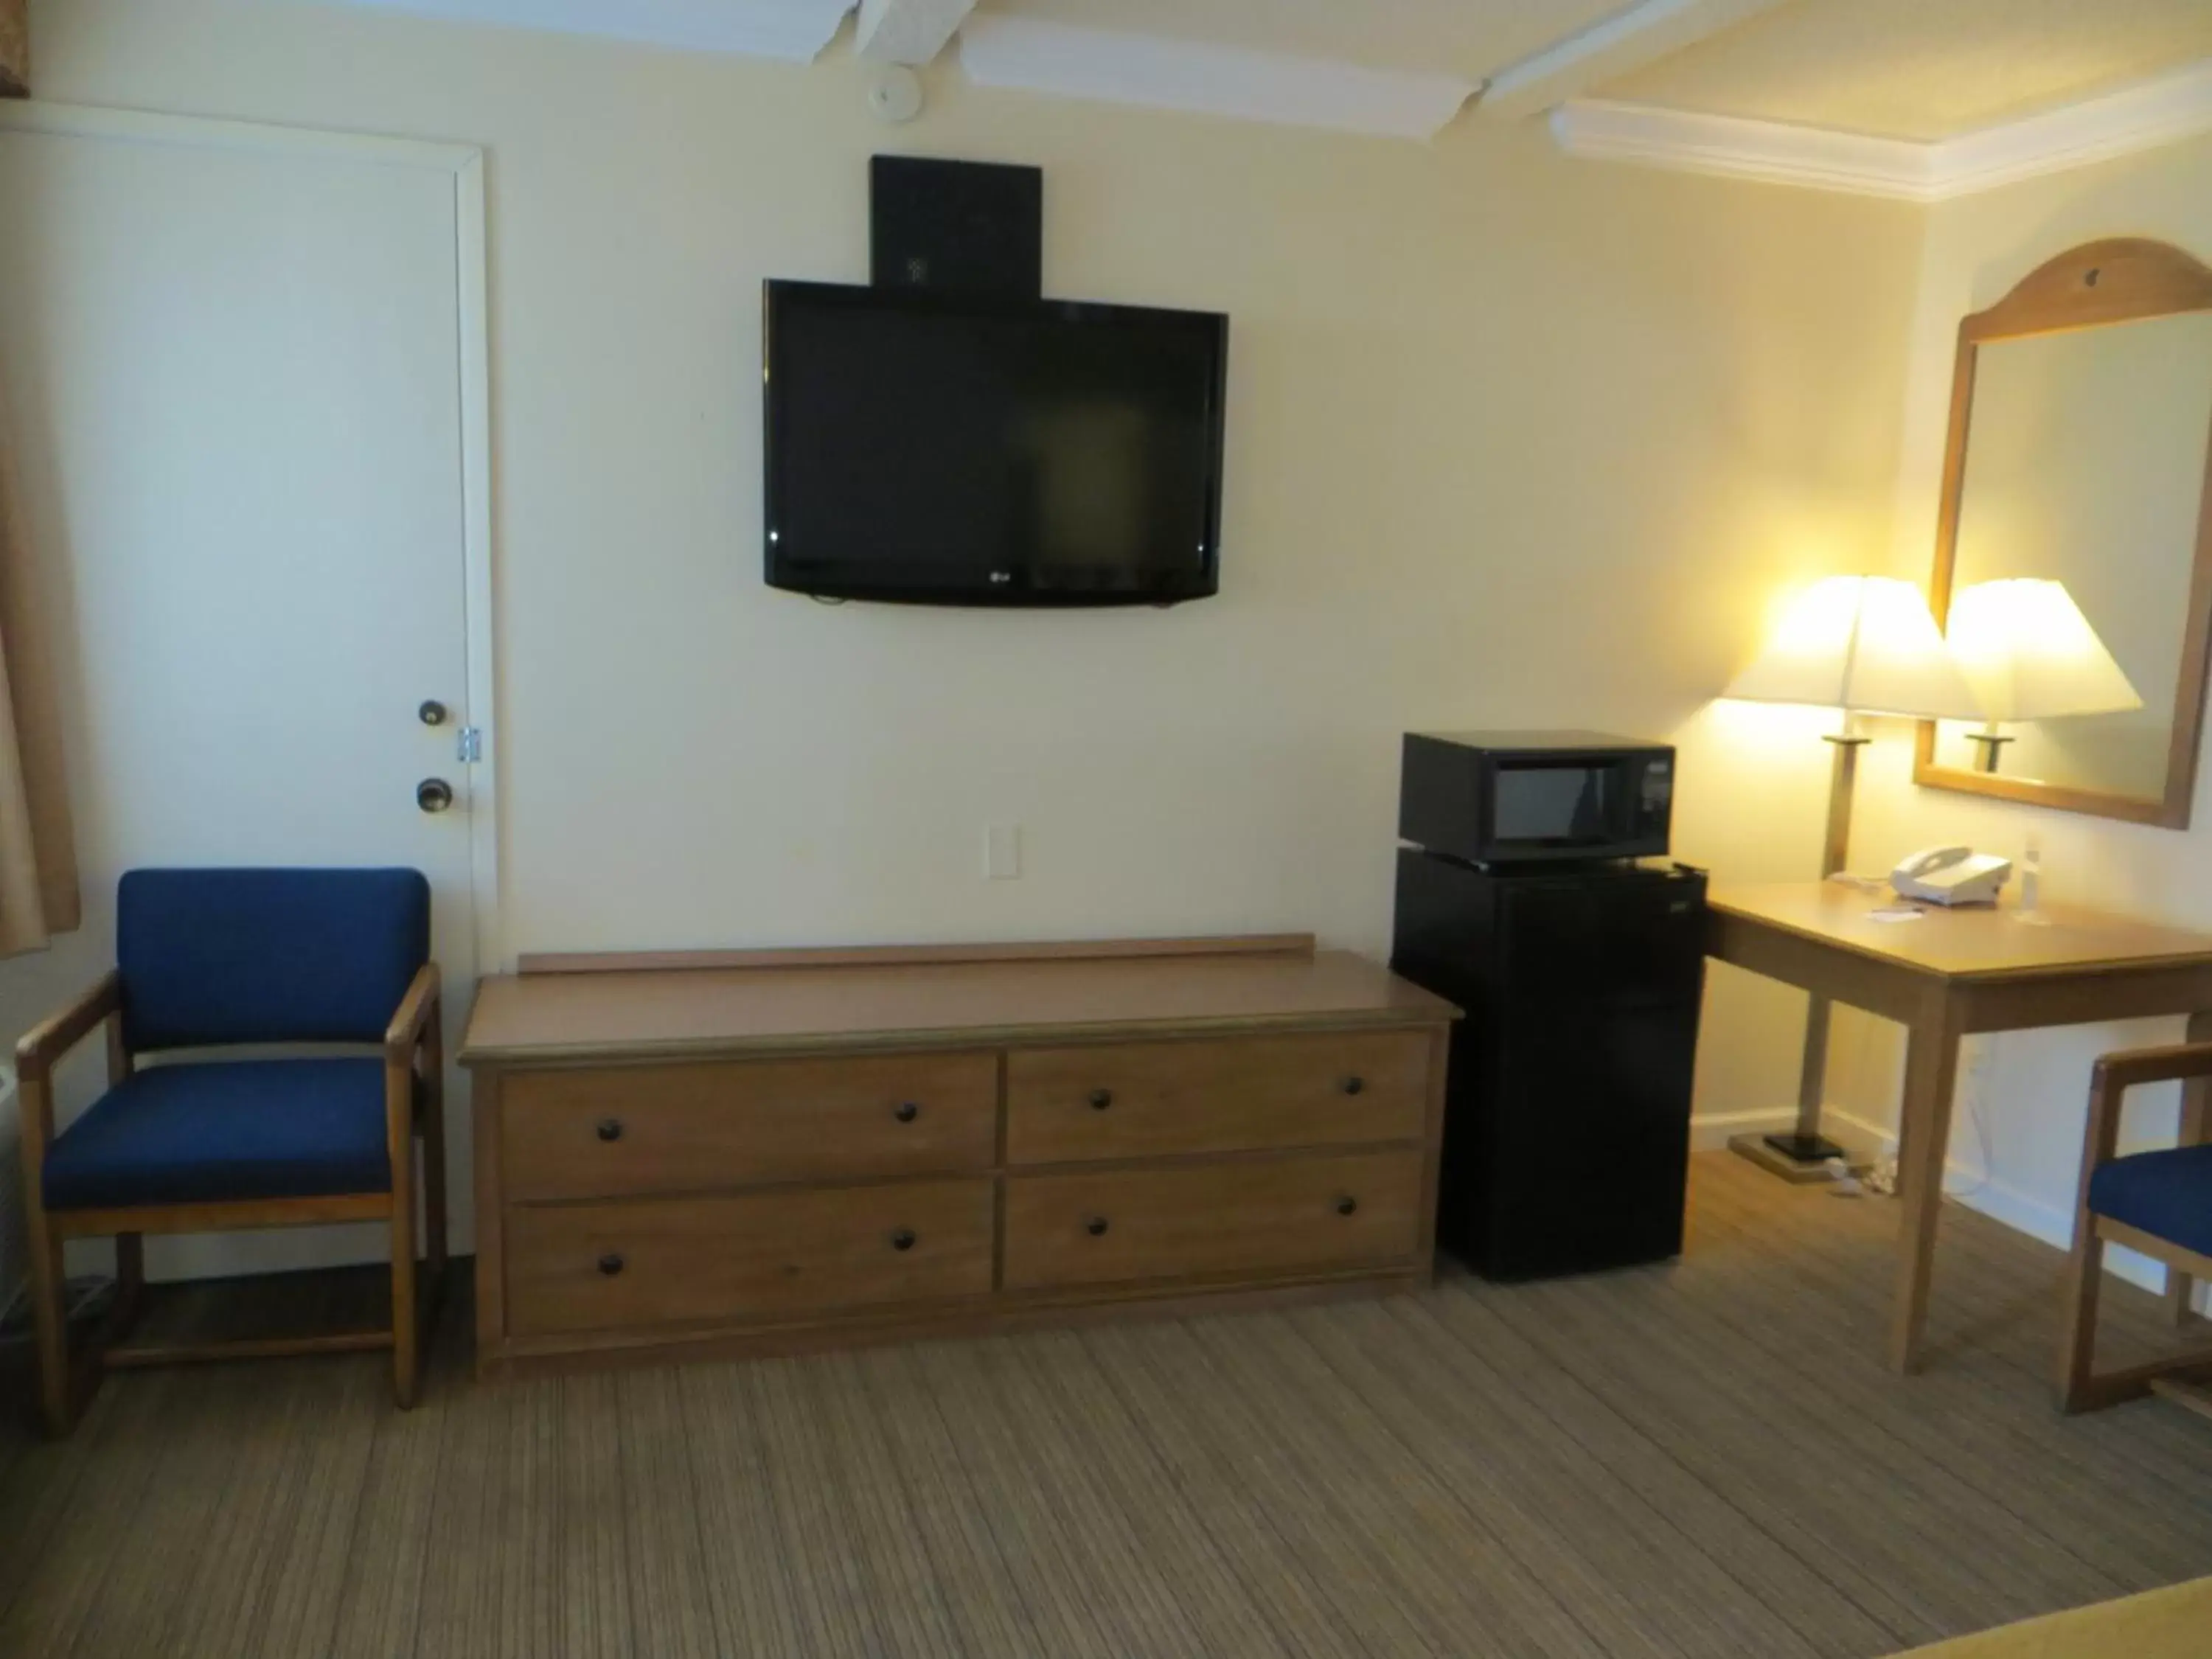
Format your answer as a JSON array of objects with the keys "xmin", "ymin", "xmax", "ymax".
[{"xmin": 3, "ymin": 1151, "xmax": 2211, "ymax": 1658}]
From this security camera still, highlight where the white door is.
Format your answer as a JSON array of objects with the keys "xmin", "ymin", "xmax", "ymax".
[{"xmin": 0, "ymin": 115, "xmax": 490, "ymax": 1278}]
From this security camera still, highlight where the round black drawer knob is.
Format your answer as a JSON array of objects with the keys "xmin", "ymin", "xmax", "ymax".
[
  {"xmin": 1088, "ymin": 1089, "xmax": 1113, "ymax": 1110},
  {"xmin": 1341, "ymin": 1077, "xmax": 1366, "ymax": 1096},
  {"xmin": 1086, "ymin": 1216, "xmax": 1110, "ymax": 1237},
  {"xmin": 598, "ymin": 1252, "xmax": 625, "ymax": 1276},
  {"xmin": 1335, "ymin": 1197, "xmax": 1359, "ymax": 1217},
  {"xmin": 894, "ymin": 1102, "xmax": 919, "ymax": 1123},
  {"xmin": 891, "ymin": 1228, "xmax": 917, "ymax": 1252},
  {"xmin": 597, "ymin": 1119, "xmax": 624, "ymax": 1142}
]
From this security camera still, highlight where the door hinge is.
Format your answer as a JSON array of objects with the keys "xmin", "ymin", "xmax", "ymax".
[{"xmin": 456, "ymin": 726, "xmax": 484, "ymax": 765}]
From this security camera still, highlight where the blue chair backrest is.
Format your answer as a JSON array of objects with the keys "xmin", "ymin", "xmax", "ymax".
[{"xmin": 117, "ymin": 868, "xmax": 431, "ymax": 1051}]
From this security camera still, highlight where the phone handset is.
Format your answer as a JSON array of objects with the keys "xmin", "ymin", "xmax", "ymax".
[{"xmin": 1896, "ymin": 846, "xmax": 1972, "ymax": 881}]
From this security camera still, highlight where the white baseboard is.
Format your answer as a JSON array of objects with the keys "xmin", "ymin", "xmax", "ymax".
[{"xmin": 1690, "ymin": 1103, "xmax": 2199, "ymax": 1305}]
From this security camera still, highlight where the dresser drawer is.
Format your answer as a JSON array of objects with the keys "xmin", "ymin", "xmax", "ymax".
[
  {"xmin": 499, "ymin": 1052, "xmax": 998, "ymax": 1199},
  {"xmin": 505, "ymin": 1179, "xmax": 995, "ymax": 1336},
  {"xmin": 1004, "ymin": 1032, "xmax": 1430, "ymax": 1165},
  {"xmin": 1003, "ymin": 1150, "xmax": 1423, "ymax": 1290}
]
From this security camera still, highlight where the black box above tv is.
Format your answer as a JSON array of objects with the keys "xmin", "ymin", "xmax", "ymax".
[
  {"xmin": 762, "ymin": 279, "xmax": 1228, "ymax": 608},
  {"xmin": 869, "ymin": 156, "xmax": 1042, "ymax": 301}
]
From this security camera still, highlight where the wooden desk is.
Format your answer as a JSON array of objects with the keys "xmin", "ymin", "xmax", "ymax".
[{"xmin": 1708, "ymin": 883, "xmax": 2212, "ymax": 1374}]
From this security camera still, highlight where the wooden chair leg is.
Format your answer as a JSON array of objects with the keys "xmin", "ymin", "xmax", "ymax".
[
  {"xmin": 2057, "ymin": 1226, "xmax": 2107, "ymax": 1413},
  {"xmin": 2169, "ymin": 1019, "xmax": 2210, "ymax": 1325},
  {"xmin": 114, "ymin": 1232, "xmax": 145, "ymax": 1326},
  {"xmin": 388, "ymin": 1048, "xmax": 420, "ymax": 1410},
  {"xmin": 422, "ymin": 1010, "xmax": 449, "ymax": 1285},
  {"xmin": 27, "ymin": 1216, "xmax": 72, "ymax": 1436},
  {"xmin": 389, "ymin": 1191, "xmax": 418, "ymax": 1410}
]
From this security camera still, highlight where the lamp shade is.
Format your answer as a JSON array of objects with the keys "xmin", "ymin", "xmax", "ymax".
[
  {"xmin": 1724, "ymin": 574, "xmax": 1985, "ymax": 720},
  {"xmin": 1943, "ymin": 578, "xmax": 2143, "ymax": 722}
]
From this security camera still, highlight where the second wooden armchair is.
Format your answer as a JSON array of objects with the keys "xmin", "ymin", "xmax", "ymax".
[{"xmin": 2058, "ymin": 1037, "xmax": 2212, "ymax": 1416}]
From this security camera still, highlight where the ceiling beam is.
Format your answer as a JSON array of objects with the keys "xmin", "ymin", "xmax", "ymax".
[
  {"xmin": 1478, "ymin": 0, "xmax": 1793, "ymax": 122},
  {"xmin": 959, "ymin": 17, "xmax": 1474, "ymax": 143},
  {"xmin": 1, "ymin": 0, "xmax": 29, "ymax": 98},
  {"xmin": 855, "ymin": 0, "xmax": 974, "ymax": 66}
]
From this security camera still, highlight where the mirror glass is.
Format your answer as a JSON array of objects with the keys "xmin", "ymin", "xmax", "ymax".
[{"xmin": 1930, "ymin": 312, "xmax": 2212, "ymax": 798}]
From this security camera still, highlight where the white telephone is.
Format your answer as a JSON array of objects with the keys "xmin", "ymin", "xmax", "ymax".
[{"xmin": 1891, "ymin": 845, "xmax": 2013, "ymax": 907}]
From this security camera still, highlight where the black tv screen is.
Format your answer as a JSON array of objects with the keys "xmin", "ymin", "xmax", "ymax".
[{"xmin": 763, "ymin": 280, "xmax": 1228, "ymax": 607}]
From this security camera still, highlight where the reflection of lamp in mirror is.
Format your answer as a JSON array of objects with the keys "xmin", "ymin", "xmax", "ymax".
[
  {"xmin": 1943, "ymin": 578, "xmax": 2143, "ymax": 773},
  {"xmin": 1722, "ymin": 574, "xmax": 1983, "ymax": 1178}
]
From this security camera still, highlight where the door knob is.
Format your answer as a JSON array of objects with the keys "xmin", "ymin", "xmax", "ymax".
[
  {"xmin": 418, "ymin": 700, "xmax": 449, "ymax": 727},
  {"xmin": 417, "ymin": 778, "xmax": 454, "ymax": 813}
]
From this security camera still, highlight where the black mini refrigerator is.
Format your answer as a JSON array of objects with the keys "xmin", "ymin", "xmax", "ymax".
[{"xmin": 1389, "ymin": 734, "xmax": 1707, "ymax": 1280}]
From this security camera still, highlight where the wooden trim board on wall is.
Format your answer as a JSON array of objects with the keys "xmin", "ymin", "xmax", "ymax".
[{"xmin": 518, "ymin": 933, "xmax": 1320, "ymax": 975}]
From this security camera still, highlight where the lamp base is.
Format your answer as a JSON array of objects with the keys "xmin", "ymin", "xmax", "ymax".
[{"xmin": 1728, "ymin": 1131, "xmax": 1850, "ymax": 1185}]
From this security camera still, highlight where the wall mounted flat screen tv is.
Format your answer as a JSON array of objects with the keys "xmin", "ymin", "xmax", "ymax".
[{"xmin": 763, "ymin": 280, "xmax": 1228, "ymax": 607}]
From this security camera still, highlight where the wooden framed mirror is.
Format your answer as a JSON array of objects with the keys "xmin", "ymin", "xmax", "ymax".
[{"xmin": 1915, "ymin": 237, "xmax": 2212, "ymax": 827}]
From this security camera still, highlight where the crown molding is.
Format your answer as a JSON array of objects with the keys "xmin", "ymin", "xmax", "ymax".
[
  {"xmin": 1549, "ymin": 100, "xmax": 1933, "ymax": 198},
  {"xmin": 337, "ymin": 0, "xmax": 853, "ymax": 63},
  {"xmin": 1938, "ymin": 56, "xmax": 2212, "ymax": 195},
  {"xmin": 1551, "ymin": 57, "xmax": 2212, "ymax": 202},
  {"xmin": 957, "ymin": 15, "xmax": 1475, "ymax": 142}
]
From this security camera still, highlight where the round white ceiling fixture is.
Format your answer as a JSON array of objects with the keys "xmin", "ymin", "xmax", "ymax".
[{"xmin": 869, "ymin": 65, "xmax": 925, "ymax": 125}]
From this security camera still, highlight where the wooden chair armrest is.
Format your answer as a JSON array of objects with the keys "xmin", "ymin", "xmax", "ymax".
[
  {"xmin": 15, "ymin": 971, "xmax": 122, "ymax": 1082},
  {"xmin": 384, "ymin": 963, "xmax": 441, "ymax": 1063},
  {"xmin": 2091, "ymin": 1040, "xmax": 2212, "ymax": 1094}
]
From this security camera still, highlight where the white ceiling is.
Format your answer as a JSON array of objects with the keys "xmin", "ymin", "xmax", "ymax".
[
  {"xmin": 331, "ymin": 0, "xmax": 2212, "ymax": 152},
  {"xmin": 1599, "ymin": 0, "xmax": 2212, "ymax": 141},
  {"xmin": 970, "ymin": 0, "xmax": 1630, "ymax": 84}
]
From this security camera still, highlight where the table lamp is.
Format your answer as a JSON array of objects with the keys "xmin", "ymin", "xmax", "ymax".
[
  {"xmin": 1722, "ymin": 574, "xmax": 1984, "ymax": 1178},
  {"xmin": 1942, "ymin": 577, "xmax": 2142, "ymax": 772}
]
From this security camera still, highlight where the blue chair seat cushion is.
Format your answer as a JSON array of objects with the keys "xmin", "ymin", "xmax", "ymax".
[
  {"xmin": 2088, "ymin": 1143, "xmax": 2212, "ymax": 1262},
  {"xmin": 41, "ymin": 1060, "xmax": 394, "ymax": 1211}
]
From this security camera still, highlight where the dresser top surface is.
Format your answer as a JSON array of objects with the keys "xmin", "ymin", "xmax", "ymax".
[{"xmin": 461, "ymin": 948, "xmax": 1459, "ymax": 1065}]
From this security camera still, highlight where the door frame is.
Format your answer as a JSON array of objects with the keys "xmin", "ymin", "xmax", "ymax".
[{"xmin": 0, "ymin": 99, "xmax": 503, "ymax": 970}]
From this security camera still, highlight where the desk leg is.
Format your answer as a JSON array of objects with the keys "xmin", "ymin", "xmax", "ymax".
[
  {"xmin": 1781, "ymin": 993, "xmax": 1849, "ymax": 1160},
  {"xmin": 1730, "ymin": 992, "xmax": 1849, "ymax": 1180},
  {"xmin": 1891, "ymin": 989, "xmax": 1964, "ymax": 1374},
  {"xmin": 2168, "ymin": 1009, "xmax": 2212, "ymax": 1326}
]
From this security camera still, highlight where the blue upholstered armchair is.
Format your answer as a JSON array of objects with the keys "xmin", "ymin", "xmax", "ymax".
[
  {"xmin": 2058, "ymin": 1040, "xmax": 2212, "ymax": 1415},
  {"xmin": 15, "ymin": 869, "xmax": 445, "ymax": 1434}
]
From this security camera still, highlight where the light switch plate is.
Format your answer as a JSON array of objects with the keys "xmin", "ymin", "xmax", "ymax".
[{"xmin": 985, "ymin": 823, "xmax": 1020, "ymax": 880}]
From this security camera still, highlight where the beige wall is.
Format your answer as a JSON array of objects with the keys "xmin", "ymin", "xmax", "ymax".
[
  {"xmin": 0, "ymin": 0, "xmax": 1934, "ymax": 1274},
  {"xmin": 1837, "ymin": 131, "xmax": 2212, "ymax": 1284}
]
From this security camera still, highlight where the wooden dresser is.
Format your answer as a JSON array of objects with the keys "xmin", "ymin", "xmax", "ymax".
[{"xmin": 459, "ymin": 938, "xmax": 1458, "ymax": 1379}]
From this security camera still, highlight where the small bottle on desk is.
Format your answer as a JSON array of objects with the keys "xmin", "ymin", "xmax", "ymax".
[{"xmin": 2017, "ymin": 833, "xmax": 2049, "ymax": 925}]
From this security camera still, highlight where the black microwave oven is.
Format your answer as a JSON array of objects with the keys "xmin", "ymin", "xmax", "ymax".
[{"xmin": 1398, "ymin": 731, "xmax": 1674, "ymax": 866}]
